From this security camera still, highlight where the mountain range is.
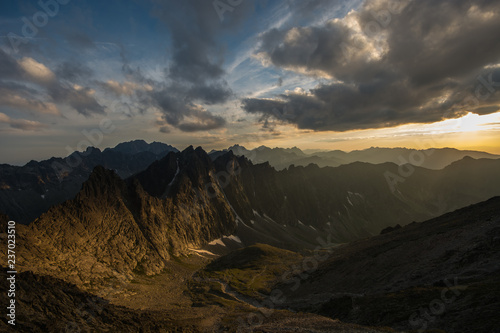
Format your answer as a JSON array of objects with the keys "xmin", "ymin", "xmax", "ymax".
[
  {"xmin": 2, "ymin": 141, "xmax": 500, "ymax": 332},
  {"xmin": 10, "ymin": 144, "xmax": 500, "ymax": 286},
  {"xmin": 1, "ymin": 140, "xmax": 498, "ymax": 225},
  {"xmin": 211, "ymin": 145, "xmax": 500, "ymax": 171}
]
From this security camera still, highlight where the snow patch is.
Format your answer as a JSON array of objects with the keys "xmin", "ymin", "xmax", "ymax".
[
  {"xmin": 167, "ymin": 158, "xmax": 180, "ymax": 188},
  {"xmin": 225, "ymin": 235, "xmax": 242, "ymax": 244},
  {"xmin": 298, "ymin": 220, "xmax": 305, "ymax": 226},
  {"xmin": 225, "ymin": 201, "xmax": 249, "ymax": 227},
  {"xmin": 252, "ymin": 209, "xmax": 261, "ymax": 217},
  {"xmin": 160, "ymin": 158, "xmax": 180, "ymax": 199},
  {"xmin": 309, "ymin": 225, "xmax": 317, "ymax": 231},
  {"xmin": 40, "ymin": 195, "xmax": 45, "ymax": 199},
  {"xmin": 208, "ymin": 239, "xmax": 225, "ymax": 246},
  {"xmin": 189, "ymin": 248, "xmax": 217, "ymax": 256}
]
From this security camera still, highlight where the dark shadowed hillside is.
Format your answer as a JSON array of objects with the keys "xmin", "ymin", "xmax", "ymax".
[{"xmin": 274, "ymin": 197, "xmax": 500, "ymax": 332}]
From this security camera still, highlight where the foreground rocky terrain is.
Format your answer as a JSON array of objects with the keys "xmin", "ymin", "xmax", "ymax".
[
  {"xmin": 0, "ymin": 257, "xmax": 393, "ymax": 332},
  {"xmin": 238, "ymin": 197, "xmax": 500, "ymax": 332},
  {"xmin": 2, "ymin": 197, "xmax": 499, "ymax": 332}
]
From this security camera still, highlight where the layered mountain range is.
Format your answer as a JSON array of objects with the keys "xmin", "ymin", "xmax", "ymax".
[
  {"xmin": 2, "ymin": 141, "xmax": 498, "ymax": 226},
  {"xmin": 211, "ymin": 145, "xmax": 500, "ymax": 171},
  {"xmin": 2, "ymin": 141, "xmax": 500, "ymax": 332},
  {"xmin": 10, "ymin": 143, "xmax": 500, "ymax": 290}
]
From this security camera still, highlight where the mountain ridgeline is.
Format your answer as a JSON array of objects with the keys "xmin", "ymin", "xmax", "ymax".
[
  {"xmin": 212, "ymin": 145, "xmax": 500, "ymax": 171},
  {"xmin": 2, "ymin": 142, "xmax": 498, "ymax": 225},
  {"xmin": 15, "ymin": 145, "xmax": 500, "ymax": 288}
]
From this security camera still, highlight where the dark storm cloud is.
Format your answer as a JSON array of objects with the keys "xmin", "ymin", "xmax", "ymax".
[
  {"xmin": 186, "ymin": 82, "xmax": 233, "ymax": 105},
  {"xmin": 152, "ymin": 0, "xmax": 253, "ymax": 84},
  {"xmin": 244, "ymin": 0, "xmax": 500, "ymax": 131},
  {"xmin": 177, "ymin": 112, "xmax": 226, "ymax": 132},
  {"xmin": 370, "ymin": 0, "xmax": 500, "ymax": 87},
  {"xmin": 147, "ymin": 87, "xmax": 227, "ymax": 132},
  {"xmin": 115, "ymin": 0, "xmax": 254, "ymax": 133}
]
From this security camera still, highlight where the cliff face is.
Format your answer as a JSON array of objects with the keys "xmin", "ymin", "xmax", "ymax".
[
  {"xmin": 216, "ymin": 154, "xmax": 500, "ymax": 243},
  {"xmin": 18, "ymin": 148, "xmax": 237, "ymax": 286}
]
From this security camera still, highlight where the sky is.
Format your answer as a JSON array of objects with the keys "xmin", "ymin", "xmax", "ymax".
[{"xmin": 1, "ymin": 0, "xmax": 500, "ymax": 165}]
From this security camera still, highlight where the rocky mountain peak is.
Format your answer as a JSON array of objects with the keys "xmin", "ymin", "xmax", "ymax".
[{"xmin": 77, "ymin": 166, "xmax": 125, "ymax": 200}]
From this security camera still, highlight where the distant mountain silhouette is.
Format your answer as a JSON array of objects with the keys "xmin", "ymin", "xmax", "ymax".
[{"xmin": 211, "ymin": 145, "xmax": 500, "ymax": 170}]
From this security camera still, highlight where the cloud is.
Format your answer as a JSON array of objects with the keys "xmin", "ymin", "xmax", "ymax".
[
  {"xmin": 55, "ymin": 61, "xmax": 93, "ymax": 81},
  {"xmin": 0, "ymin": 112, "xmax": 47, "ymax": 131},
  {"xmin": 0, "ymin": 79, "xmax": 61, "ymax": 116},
  {"xmin": 177, "ymin": 104, "xmax": 227, "ymax": 132},
  {"xmin": 0, "ymin": 93, "xmax": 59, "ymax": 116},
  {"xmin": 0, "ymin": 49, "xmax": 105, "ymax": 117},
  {"xmin": 150, "ymin": 91, "xmax": 227, "ymax": 132},
  {"xmin": 18, "ymin": 57, "xmax": 55, "ymax": 83},
  {"xmin": 0, "ymin": 49, "xmax": 24, "ymax": 79},
  {"xmin": 159, "ymin": 126, "xmax": 171, "ymax": 133},
  {"xmin": 48, "ymin": 84, "xmax": 105, "ymax": 117},
  {"xmin": 0, "ymin": 52, "xmax": 56, "ymax": 84},
  {"xmin": 244, "ymin": 0, "xmax": 500, "ymax": 132},
  {"xmin": 123, "ymin": 0, "xmax": 256, "ymax": 133},
  {"xmin": 101, "ymin": 80, "xmax": 143, "ymax": 96},
  {"xmin": 64, "ymin": 31, "xmax": 96, "ymax": 50},
  {"xmin": 99, "ymin": 0, "xmax": 253, "ymax": 133}
]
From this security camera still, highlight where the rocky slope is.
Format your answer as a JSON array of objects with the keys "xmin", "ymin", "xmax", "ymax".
[
  {"xmin": 0, "ymin": 270, "xmax": 194, "ymax": 333},
  {"xmin": 17, "ymin": 147, "xmax": 236, "ymax": 286},
  {"xmin": 274, "ymin": 197, "xmax": 500, "ymax": 332},
  {"xmin": 215, "ymin": 153, "xmax": 500, "ymax": 244},
  {"xmin": 0, "ymin": 266, "xmax": 398, "ymax": 333}
]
